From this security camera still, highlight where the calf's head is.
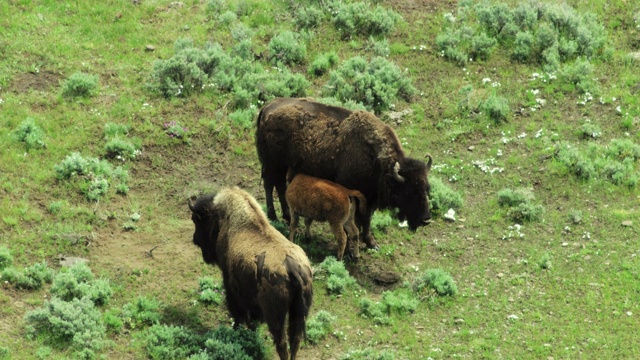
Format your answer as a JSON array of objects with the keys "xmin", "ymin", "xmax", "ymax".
[
  {"xmin": 387, "ymin": 155, "xmax": 433, "ymax": 231},
  {"xmin": 188, "ymin": 194, "xmax": 219, "ymax": 265}
]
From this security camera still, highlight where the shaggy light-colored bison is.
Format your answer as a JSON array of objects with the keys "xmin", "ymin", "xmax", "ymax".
[
  {"xmin": 286, "ymin": 170, "xmax": 367, "ymax": 261},
  {"xmin": 256, "ymin": 97, "xmax": 433, "ymax": 249},
  {"xmin": 189, "ymin": 187, "xmax": 313, "ymax": 360}
]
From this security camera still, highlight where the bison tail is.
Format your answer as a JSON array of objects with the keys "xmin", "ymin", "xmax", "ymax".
[
  {"xmin": 285, "ymin": 257, "xmax": 313, "ymax": 347},
  {"xmin": 350, "ymin": 191, "xmax": 368, "ymax": 219}
]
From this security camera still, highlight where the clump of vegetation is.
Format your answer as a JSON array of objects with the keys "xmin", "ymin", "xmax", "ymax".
[
  {"xmin": 481, "ymin": 93, "xmax": 510, "ymax": 123},
  {"xmin": 308, "ymin": 52, "xmax": 339, "ymax": 77},
  {"xmin": 104, "ymin": 137, "xmax": 140, "ymax": 161},
  {"xmin": 104, "ymin": 122, "xmax": 130, "ymax": 138},
  {"xmin": 331, "ymin": 1, "xmax": 402, "ymax": 39},
  {"xmin": 315, "ymin": 256, "xmax": 357, "ymax": 295},
  {"xmin": 163, "ymin": 120, "xmax": 190, "ymax": 139},
  {"xmin": 61, "ymin": 72, "xmax": 99, "ymax": 98},
  {"xmin": 144, "ymin": 324, "xmax": 267, "ymax": 360},
  {"xmin": 554, "ymin": 140, "xmax": 640, "ymax": 187},
  {"xmin": 370, "ymin": 210, "xmax": 394, "ymax": 235},
  {"xmin": 429, "ymin": 176, "xmax": 464, "ymax": 215},
  {"xmin": 229, "ymin": 108, "xmax": 256, "ymax": 130},
  {"xmin": 25, "ymin": 296, "xmax": 108, "ymax": 359},
  {"xmin": 413, "ymin": 268, "xmax": 458, "ymax": 297},
  {"xmin": 121, "ymin": 296, "xmax": 162, "ymax": 329},
  {"xmin": 539, "ymin": 253, "xmax": 552, "ymax": 270},
  {"xmin": 497, "ymin": 187, "xmax": 545, "ymax": 223},
  {"xmin": 306, "ymin": 310, "xmax": 336, "ymax": 344},
  {"xmin": 294, "ymin": 5, "xmax": 324, "ymax": 30},
  {"xmin": 198, "ymin": 277, "xmax": 225, "ymax": 306},
  {"xmin": 268, "ymin": 31, "xmax": 307, "ymax": 66},
  {"xmin": 2, "ymin": 261, "xmax": 54, "ymax": 290},
  {"xmin": 54, "ymin": 152, "xmax": 130, "ymax": 201},
  {"xmin": 149, "ymin": 38, "xmax": 308, "ymax": 104},
  {"xmin": 13, "ymin": 118, "xmax": 46, "ymax": 150},
  {"xmin": 359, "ymin": 288, "xmax": 418, "ymax": 325},
  {"xmin": 437, "ymin": 1, "xmax": 607, "ymax": 69},
  {"xmin": 580, "ymin": 121, "xmax": 602, "ymax": 139},
  {"xmin": 0, "ymin": 246, "xmax": 12, "ymax": 270},
  {"xmin": 324, "ymin": 56, "xmax": 416, "ymax": 114},
  {"xmin": 358, "ymin": 298, "xmax": 392, "ymax": 325},
  {"xmin": 50, "ymin": 262, "xmax": 113, "ymax": 306}
]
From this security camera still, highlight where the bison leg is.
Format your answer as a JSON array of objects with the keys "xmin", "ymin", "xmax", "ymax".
[
  {"xmin": 344, "ymin": 221, "xmax": 360, "ymax": 259},
  {"xmin": 360, "ymin": 208, "xmax": 379, "ymax": 250},
  {"xmin": 331, "ymin": 222, "xmax": 348, "ymax": 261},
  {"xmin": 303, "ymin": 218, "xmax": 313, "ymax": 240},
  {"xmin": 274, "ymin": 181, "xmax": 291, "ymax": 223},
  {"xmin": 266, "ymin": 311, "xmax": 289, "ymax": 360},
  {"xmin": 289, "ymin": 213, "xmax": 300, "ymax": 242},
  {"xmin": 263, "ymin": 178, "xmax": 278, "ymax": 221}
]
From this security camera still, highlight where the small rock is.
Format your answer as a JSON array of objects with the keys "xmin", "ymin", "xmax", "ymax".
[
  {"xmin": 145, "ymin": 45, "xmax": 155, "ymax": 51},
  {"xmin": 454, "ymin": 318, "xmax": 464, "ymax": 325},
  {"xmin": 497, "ymin": 272, "xmax": 504, "ymax": 279},
  {"xmin": 444, "ymin": 209, "xmax": 456, "ymax": 222},
  {"xmin": 562, "ymin": 242, "xmax": 569, "ymax": 247},
  {"xmin": 622, "ymin": 220, "xmax": 632, "ymax": 227},
  {"xmin": 467, "ymin": 146, "xmax": 475, "ymax": 152}
]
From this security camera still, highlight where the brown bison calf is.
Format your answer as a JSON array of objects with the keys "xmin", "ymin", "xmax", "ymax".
[
  {"xmin": 189, "ymin": 187, "xmax": 313, "ymax": 360},
  {"xmin": 286, "ymin": 170, "xmax": 367, "ymax": 261}
]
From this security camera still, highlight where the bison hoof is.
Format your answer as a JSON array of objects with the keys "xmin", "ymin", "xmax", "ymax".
[{"xmin": 363, "ymin": 233, "xmax": 379, "ymax": 250}]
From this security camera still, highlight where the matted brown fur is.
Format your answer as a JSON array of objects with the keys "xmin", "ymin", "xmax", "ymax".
[
  {"xmin": 286, "ymin": 171, "xmax": 367, "ymax": 260},
  {"xmin": 256, "ymin": 97, "xmax": 433, "ymax": 249},
  {"xmin": 189, "ymin": 187, "xmax": 313, "ymax": 360}
]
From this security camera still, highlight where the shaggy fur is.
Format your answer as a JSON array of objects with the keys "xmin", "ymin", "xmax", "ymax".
[
  {"xmin": 189, "ymin": 187, "xmax": 313, "ymax": 360},
  {"xmin": 256, "ymin": 97, "xmax": 433, "ymax": 249},
  {"xmin": 286, "ymin": 170, "xmax": 367, "ymax": 260}
]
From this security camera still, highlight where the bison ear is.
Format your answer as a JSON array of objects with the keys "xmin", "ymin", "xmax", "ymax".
[
  {"xmin": 425, "ymin": 154, "xmax": 433, "ymax": 173},
  {"xmin": 188, "ymin": 196, "xmax": 197, "ymax": 212}
]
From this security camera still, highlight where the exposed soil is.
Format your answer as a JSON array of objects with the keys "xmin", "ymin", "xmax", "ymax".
[{"xmin": 8, "ymin": 71, "xmax": 62, "ymax": 93}]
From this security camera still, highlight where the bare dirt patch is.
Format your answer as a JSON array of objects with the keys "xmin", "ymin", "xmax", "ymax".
[{"xmin": 9, "ymin": 71, "xmax": 62, "ymax": 93}]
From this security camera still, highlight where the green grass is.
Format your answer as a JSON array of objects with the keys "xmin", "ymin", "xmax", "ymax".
[{"xmin": 1, "ymin": 0, "xmax": 639, "ymax": 358}]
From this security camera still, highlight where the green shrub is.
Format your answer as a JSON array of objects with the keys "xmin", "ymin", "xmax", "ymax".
[
  {"xmin": 0, "ymin": 347, "xmax": 8, "ymax": 359},
  {"xmin": 122, "ymin": 296, "xmax": 162, "ymax": 329},
  {"xmin": 471, "ymin": 32, "xmax": 497, "ymax": 61},
  {"xmin": 25, "ymin": 296, "xmax": 107, "ymax": 359},
  {"xmin": 413, "ymin": 268, "xmax": 458, "ymax": 297},
  {"xmin": 358, "ymin": 298, "xmax": 392, "ymax": 325},
  {"xmin": 218, "ymin": 10, "xmax": 238, "ymax": 27},
  {"xmin": 229, "ymin": 108, "xmax": 256, "ymax": 130},
  {"xmin": 2, "ymin": 261, "xmax": 54, "ymax": 290},
  {"xmin": 13, "ymin": 118, "xmax": 46, "ymax": 150},
  {"xmin": 580, "ymin": 121, "xmax": 601, "ymax": 139},
  {"xmin": 512, "ymin": 31, "xmax": 535, "ymax": 62},
  {"xmin": 144, "ymin": 325, "xmax": 203, "ymax": 360},
  {"xmin": 308, "ymin": 52, "xmax": 339, "ymax": 77},
  {"xmin": 497, "ymin": 188, "xmax": 544, "ymax": 223},
  {"xmin": 429, "ymin": 176, "xmax": 463, "ymax": 214},
  {"xmin": 295, "ymin": 5, "xmax": 324, "ymax": 30},
  {"xmin": 306, "ymin": 311, "xmax": 336, "ymax": 344},
  {"xmin": 163, "ymin": 120, "xmax": 190, "ymax": 139},
  {"xmin": 268, "ymin": 31, "xmax": 307, "ymax": 66},
  {"xmin": 105, "ymin": 137, "xmax": 140, "ymax": 161},
  {"xmin": 366, "ymin": 36, "xmax": 390, "ymax": 57},
  {"xmin": 554, "ymin": 144, "xmax": 597, "ymax": 180},
  {"xmin": 0, "ymin": 246, "xmax": 12, "ymax": 270},
  {"xmin": 607, "ymin": 139, "xmax": 640, "ymax": 162},
  {"xmin": 381, "ymin": 289, "xmax": 419, "ymax": 315},
  {"xmin": 230, "ymin": 23, "xmax": 253, "ymax": 42},
  {"xmin": 331, "ymin": 2, "xmax": 402, "ymax": 39},
  {"xmin": 198, "ymin": 277, "xmax": 225, "ymax": 306},
  {"xmin": 231, "ymin": 38, "xmax": 253, "ymax": 60},
  {"xmin": 370, "ymin": 210, "xmax": 394, "ymax": 234},
  {"xmin": 559, "ymin": 58, "xmax": 598, "ymax": 94},
  {"xmin": 103, "ymin": 309, "xmax": 124, "ymax": 334},
  {"xmin": 51, "ymin": 263, "xmax": 113, "ymax": 306},
  {"xmin": 83, "ymin": 176, "xmax": 110, "ymax": 202},
  {"xmin": 207, "ymin": 325, "xmax": 267, "ymax": 360},
  {"xmin": 315, "ymin": 256, "xmax": 357, "ymax": 295},
  {"xmin": 62, "ymin": 72, "xmax": 99, "ymax": 98},
  {"xmin": 325, "ymin": 56, "xmax": 416, "ymax": 114},
  {"xmin": 481, "ymin": 93, "xmax": 510, "ymax": 123},
  {"xmin": 104, "ymin": 122, "xmax": 130, "ymax": 138},
  {"xmin": 539, "ymin": 253, "xmax": 552, "ymax": 270}
]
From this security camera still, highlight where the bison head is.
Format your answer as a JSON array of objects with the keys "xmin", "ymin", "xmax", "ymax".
[
  {"xmin": 188, "ymin": 194, "xmax": 219, "ymax": 265},
  {"xmin": 386, "ymin": 155, "xmax": 433, "ymax": 231}
]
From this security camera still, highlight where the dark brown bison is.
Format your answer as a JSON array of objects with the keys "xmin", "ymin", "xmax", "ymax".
[
  {"xmin": 189, "ymin": 187, "xmax": 313, "ymax": 360},
  {"xmin": 286, "ymin": 169, "xmax": 367, "ymax": 261},
  {"xmin": 256, "ymin": 97, "xmax": 433, "ymax": 249}
]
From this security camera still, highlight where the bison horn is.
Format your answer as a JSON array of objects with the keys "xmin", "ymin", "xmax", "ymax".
[
  {"xmin": 392, "ymin": 162, "xmax": 405, "ymax": 183},
  {"xmin": 425, "ymin": 153, "xmax": 433, "ymax": 172}
]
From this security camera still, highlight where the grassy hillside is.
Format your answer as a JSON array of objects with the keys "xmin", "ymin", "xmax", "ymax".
[{"xmin": 1, "ymin": 0, "xmax": 639, "ymax": 359}]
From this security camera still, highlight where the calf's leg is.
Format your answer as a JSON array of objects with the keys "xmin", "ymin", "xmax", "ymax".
[
  {"xmin": 289, "ymin": 213, "xmax": 300, "ymax": 242},
  {"xmin": 330, "ymin": 222, "xmax": 348, "ymax": 261}
]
